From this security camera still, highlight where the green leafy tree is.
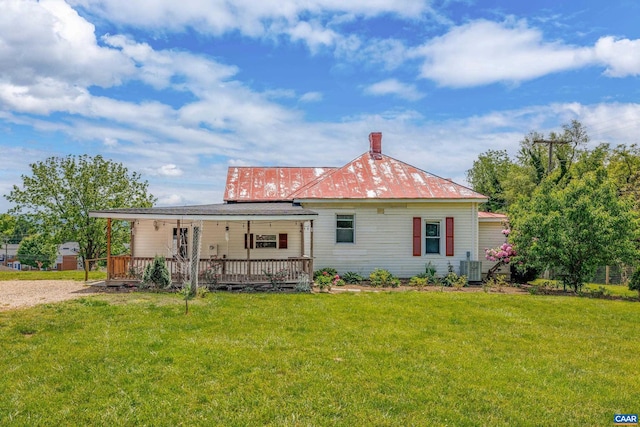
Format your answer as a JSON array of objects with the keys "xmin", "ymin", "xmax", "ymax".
[
  {"xmin": 0, "ymin": 213, "xmax": 16, "ymax": 266},
  {"xmin": 629, "ymin": 268, "xmax": 640, "ymax": 298},
  {"xmin": 7, "ymin": 215, "xmax": 37, "ymax": 244},
  {"xmin": 5, "ymin": 155, "xmax": 156, "ymax": 268},
  {"xmin": 608, "ymin": 144, "xmax": 640, "ymax": 210},
  {"xmin": 466, "ymin": 149, "xmax": 512, "ymax": 212},
  {"xmin": 16, "ymin": 234, "xmax": 57, "ymax": 269},
  {"xmin": 510, "ymin": 163, "xmax": 638, "ymax": 291}
]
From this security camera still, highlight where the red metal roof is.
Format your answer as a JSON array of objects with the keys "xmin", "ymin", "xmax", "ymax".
[
  {"xmin": 224, "ymin": 132, "xmax": 487, "ymax": 202},
  {"xmin": 290, "ymin": 152, "xmax": 487, "ymax": 200},
  {"xmin": 224, "ymin": 167, "xmax": 336, "ymax": 202}
]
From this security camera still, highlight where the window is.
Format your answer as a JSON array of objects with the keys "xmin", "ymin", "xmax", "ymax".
[
  {"xmin": 246, "ymin": 233, "xmax": 288, "ymax": 249},
  {"xmin": 336, "ymin": 214, "xmax": 355, "ymax": 243},
  {"xmin": 425, "ymin": 221, "xmax": 440, "ymax": 254},
  {"xmin": 255, "ymin": 234, "xmax": 277, "ymax": 248},
  {"xmin": 173, "ymin": 227, "xmax": 188, "ymax": 258}
]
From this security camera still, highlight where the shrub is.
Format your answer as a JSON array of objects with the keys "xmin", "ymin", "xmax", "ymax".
[
  {"xmin": 263, "ymin": 268, "xmax": 288, "ymax": 291},
  {"xmin": 369, "ymin": 268, "xmax": 400, "ymax": 288},
  {"xmin": 409, "ymin": 276, "xmax": 427, "ymax": 288},
  {"xmin": 342, "ymin": 271, "xmax": 364, "ymax": 284},
  {"xmin": 628, "ymin": 268, "xmax": 640, "ymax": 298},
  {"xmin": 142, "ymin": 255, "xmax": 172, "ymax": 289},
  {"xmin": 484, "ymin": 274, "xmax": 509, "ymax": 292},
  {"xmin": 196, "ymin": 286, "xmax": 209, "ymax": 298},
  {"xmin": 314, "ymin": 267, "xmax": 337, "ymax": 280},
  {"xmin": 442, "ymin": 272, "xmax": 467, "ymax": 289},
  {"xmin": 314, "ymin": 271, "xmax": 334, "ymax": 291},
  {"xmin": 294, "ymin": 273, "xmax": 312, "ymax": 293}
]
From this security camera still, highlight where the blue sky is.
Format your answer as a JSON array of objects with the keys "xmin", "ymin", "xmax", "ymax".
[{"xmin": 1, "ymin": 0, "xmax": 640, "ymax": 212}]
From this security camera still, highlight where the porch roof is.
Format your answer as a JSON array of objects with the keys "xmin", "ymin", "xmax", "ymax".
[{"xmin": 89, "ymin": 202, "xmax": 318, "ymax": 221}]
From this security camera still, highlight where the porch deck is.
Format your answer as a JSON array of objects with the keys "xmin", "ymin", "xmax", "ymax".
[{"xmin": 109, "ymin": 256, "xmax": 313, "ymax": 288}]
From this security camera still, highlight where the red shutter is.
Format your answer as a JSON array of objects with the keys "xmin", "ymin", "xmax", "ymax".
[
  {"xmin": 278, "ymin": 233, "xmax": 288, "ymax": 249},
  {"xmin": 445, "ymin": 217, "xmax": 454, "ymax": 256},
  {"xmin": 412, "ymin": 217, "xmax": 421, "ymax": 256}
]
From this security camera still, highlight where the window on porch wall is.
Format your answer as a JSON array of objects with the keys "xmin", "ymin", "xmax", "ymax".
[
  {"xmin": 173, "ymin": 227, "xmax": 188, "ymax": 258},
  {"xmin": 245, "ymin": 233, "xmax": 288, "ymax": 249}
]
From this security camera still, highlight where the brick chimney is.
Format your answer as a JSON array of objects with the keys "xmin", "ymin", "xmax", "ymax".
[{"xmin": 369, "ymin": 132, "xmax": 382, "ymax": 159}]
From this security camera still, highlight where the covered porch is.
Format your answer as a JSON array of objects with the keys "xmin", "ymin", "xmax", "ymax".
[{"xmin": 90, "ymin": 203, "xmax": 317, "ymax": 288}]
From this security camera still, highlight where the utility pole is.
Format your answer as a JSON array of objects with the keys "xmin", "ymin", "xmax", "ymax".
[{"xmin": 534, "ymin": 139, "xmax": 569, "ymax": 173}]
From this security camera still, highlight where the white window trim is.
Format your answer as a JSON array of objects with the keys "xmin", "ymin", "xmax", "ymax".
[
  {"xmin": 424, "ymin": 219, "xmax": 443, "ymax": 256},
  {"xmin": 336, "ymin": 213, "xmax": 356, "ymax": 244},
  {"xmin": 255, "ymin": 234, "xmax": 277, "ymax": 249}
]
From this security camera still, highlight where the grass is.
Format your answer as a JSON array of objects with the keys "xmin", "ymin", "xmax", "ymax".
[
  {"xmin": 1, "ymin": 291, "xmax": 639, "ymax": 425},
  {"xmin": 529, "ymin": 278, "xmax": 637, "ymax": 298},
  {"xmin": 0, "ymin": 270, "xmax": 106, "ymax": 281}
]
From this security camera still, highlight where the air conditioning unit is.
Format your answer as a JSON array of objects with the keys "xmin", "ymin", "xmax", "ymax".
[{"xmin": 460, "ymin": 260, "xmax": 482, "ymax": 282}]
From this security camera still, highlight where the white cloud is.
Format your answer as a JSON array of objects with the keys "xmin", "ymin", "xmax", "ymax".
[
  {"xmin": 68, "ymin": 0, "xmax": 432, "ymax": 54},
  {"xmin": 103, "ymin": 137, "xmax": 118, "ymax": 147},
  {"xmin": 415, "ymin": 19, "xmax": 594, "ymax": 87},
  {"xmin": 299, "ymin": 91, "xmax": 323, "ymax": 103},
  {"xmin": 364, "ymin": 79, "xmax": 425, "ymax": 101},
  {"xmin": 0, "ymin": 0, "xmax": 133, "ymax": 89},
  {"xmin": 158, "ymin": 164, "xmax": 184, "ymax": 177},
  {"xmin": 414, "ymin": 19, "xmax": 640, "ymax": 87},
  {"xmin": 594, "ymin": 36, "xmax": 640, "ymax": 77}
]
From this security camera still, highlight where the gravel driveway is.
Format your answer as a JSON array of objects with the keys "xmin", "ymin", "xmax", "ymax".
[{"xmin": 0, "ymin": 280, "xmax": 100, "ymax": 311}]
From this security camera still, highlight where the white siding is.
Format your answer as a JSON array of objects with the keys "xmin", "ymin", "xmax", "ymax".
[
  {"xmin": 303, "ymin": 202, "xmax": 479, "ymax": 278},
  {"xmin": 478, "ymin": 220, "xmax": 510, "ymax": 279},
  {"xmin": 133, "ymin": 219, "xmax": 302, "ymax": 259}
]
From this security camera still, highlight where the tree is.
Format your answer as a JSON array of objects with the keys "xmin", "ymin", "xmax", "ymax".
[
  {"xmin": 466, "ymin": 150, "xmax": 512, "ymax": 212},
  {"xmin": 509, "ymin": 163, "xmax": 638, "ymax": 291},
  {"xmin": 16, "ymin": 234, "xmax": 57, "ymax": 269},
  {"xmin": 5, "ymin": 155, "xmax": 156, "ymax": 268},
  {"xmin": 0, "ymin": 214, "xmax": 16, "ymax": 266}
]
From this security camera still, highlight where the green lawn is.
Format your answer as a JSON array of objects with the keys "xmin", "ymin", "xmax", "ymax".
[
  {"xmin": 0, "ymin": 270, "xmax": 106, "ymax": 281},
  {"xmin": 1, "ymin": 291, "xmax": 638, "ymax": 426},
  {"xmin": 529, "ymin": 278, "xmax": 637, "ymax": 298}
]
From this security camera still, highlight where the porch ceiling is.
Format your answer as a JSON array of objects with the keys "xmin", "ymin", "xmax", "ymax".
[{"xmin": 89, "ymin": 202, "xmax": 318, "ymax": 221}]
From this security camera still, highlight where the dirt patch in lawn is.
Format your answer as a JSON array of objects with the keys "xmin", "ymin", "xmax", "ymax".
[{"xmin": 0, "ymin": 280, "xmax": 101, "ymax": 311}]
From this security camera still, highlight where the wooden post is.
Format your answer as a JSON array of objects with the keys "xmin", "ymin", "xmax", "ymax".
[
  {"xmin": 605, "ymin": 265, "xmax": 610, "ymax": 285},
  {"xmin": 309, "ymin": 220, "xmax": 314, "ymax": 275},
  {"xmin": 246, "ymin": 220, "xmax": 251, "ymax": 278},
  {"xmin": 106, "ymin": 218, "xmax": 112, "ymax": 281},
  {"xmin": 130, "ymin": 221, "xmax": 135, "ymax": 258}
]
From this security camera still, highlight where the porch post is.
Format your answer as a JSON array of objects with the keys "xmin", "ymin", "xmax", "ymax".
[
  {"xmin": 300, "ymin": 222, "xmax": 304, "ymax": 257},
  {"xmin": 246, "ymin": 220, "xmax": 251, "ymax": 277},
  {"xmin": 309, "ymin": 220, "xmax": 314, "ymax": 275},
  {"xmin": 130, "ymin": 221, "xmax": 135, "ymax": 258},
  {"xmin": 106, "ymin": 217, "xmax": 112, "ymax": 281},
  {"xmin": 176, "ymin": 219, "xmax": 181, "ymax": 284}
]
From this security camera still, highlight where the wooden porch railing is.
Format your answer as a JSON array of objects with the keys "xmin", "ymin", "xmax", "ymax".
[{"xmin": 110, "ymin": 256, "xmax": 312, "ymax": 285}]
